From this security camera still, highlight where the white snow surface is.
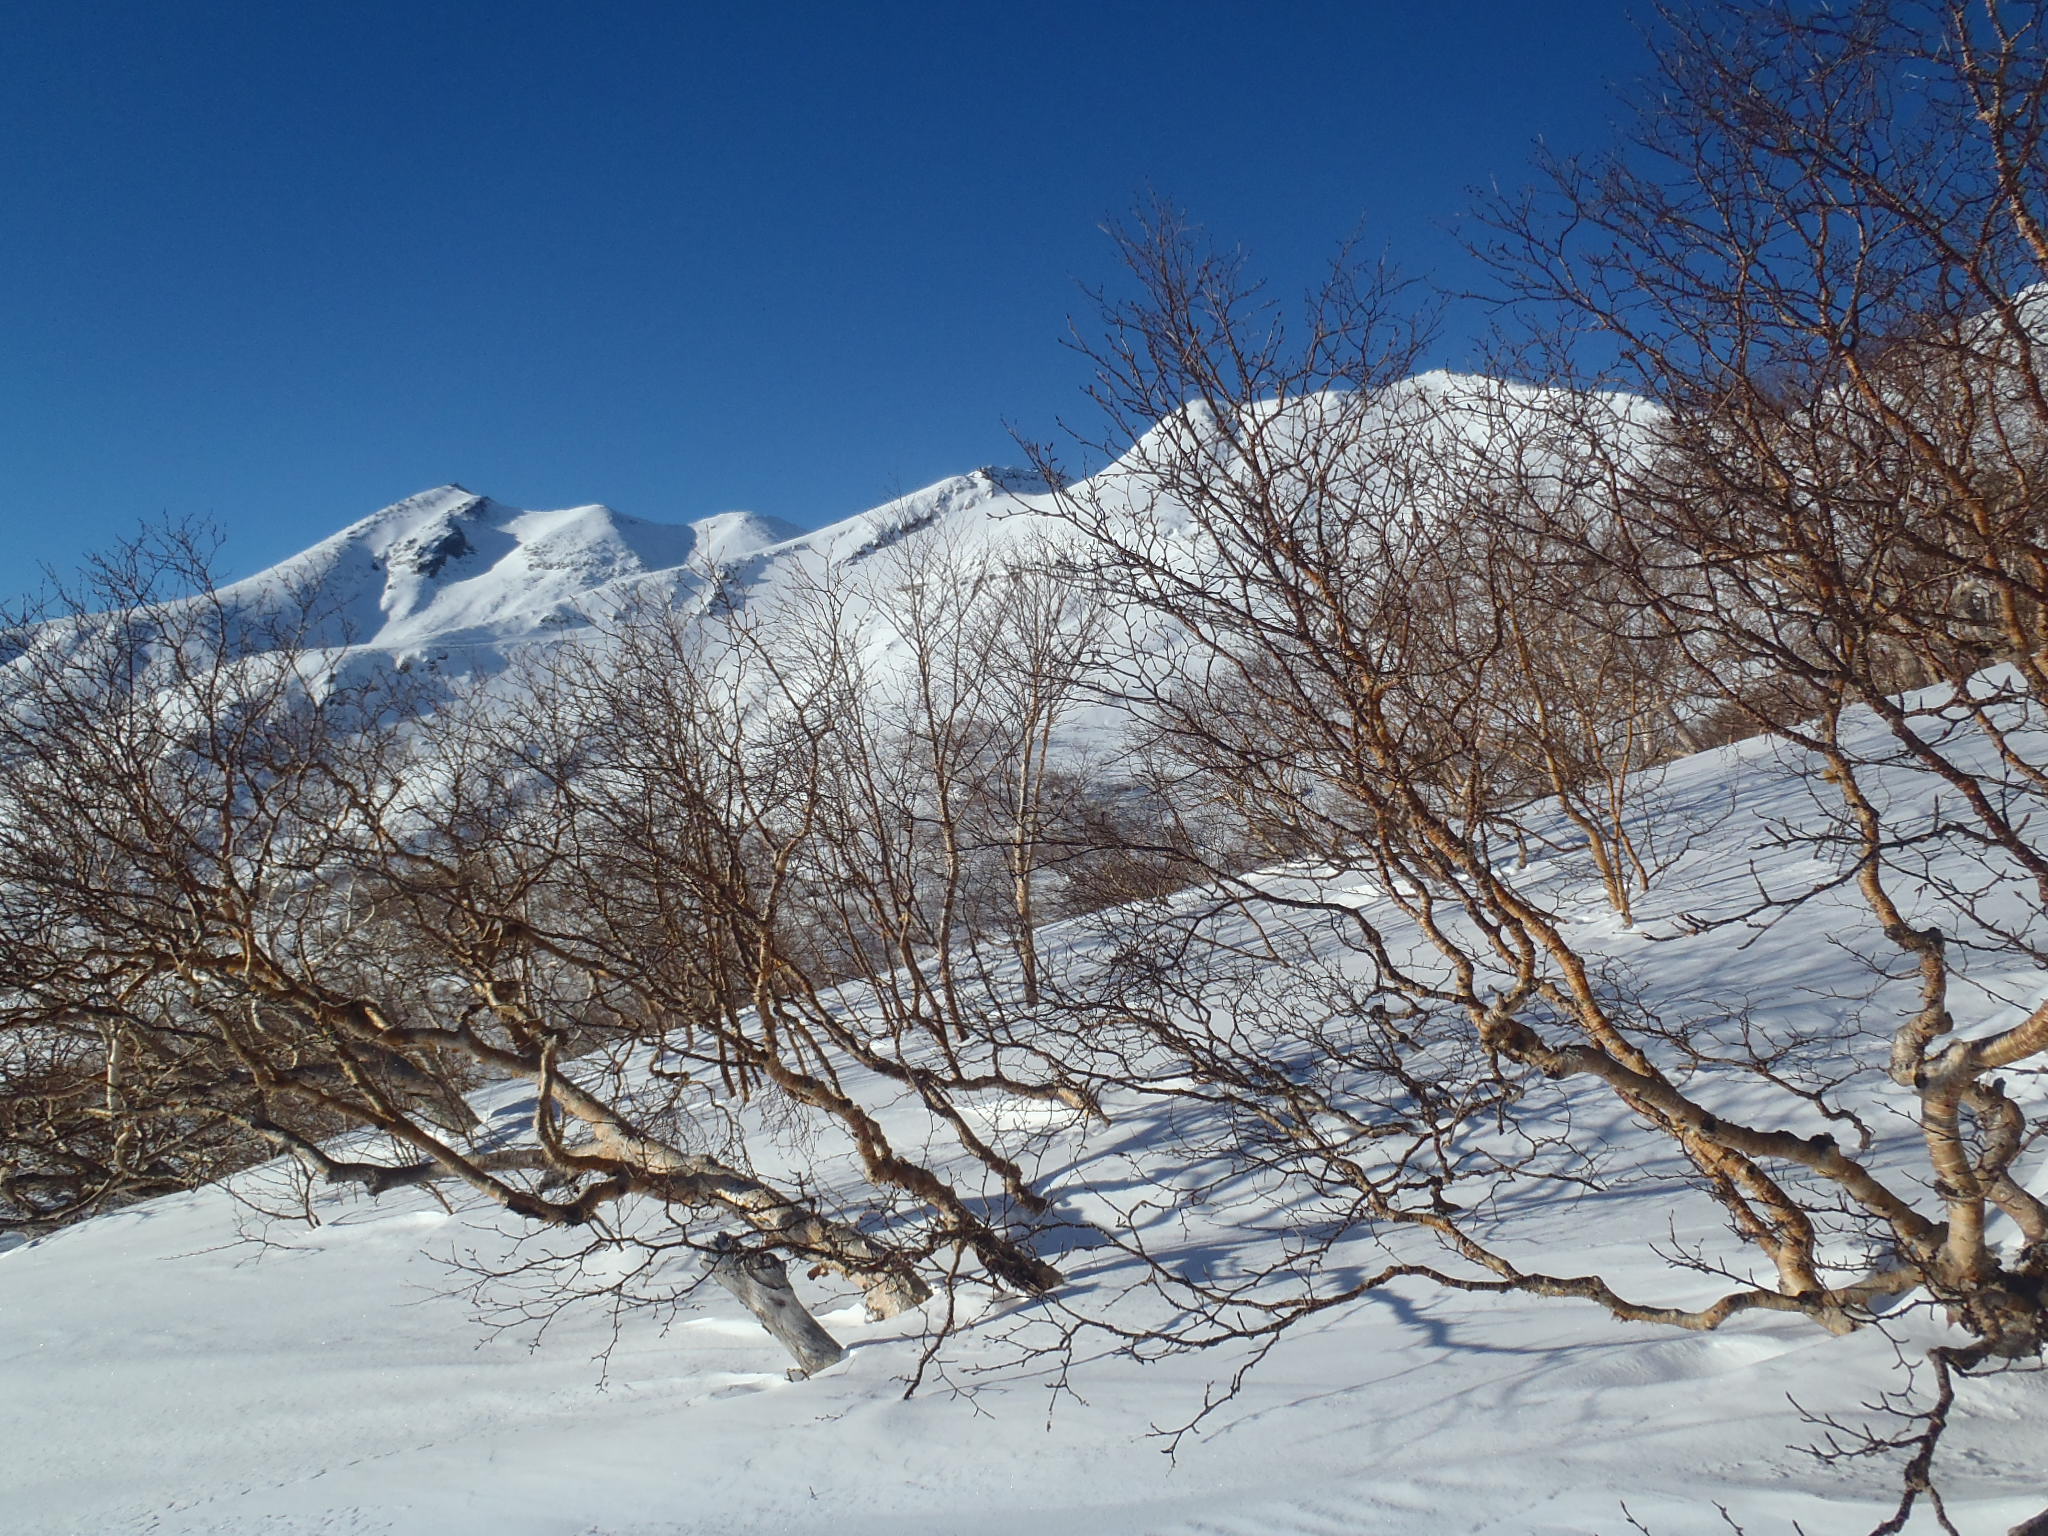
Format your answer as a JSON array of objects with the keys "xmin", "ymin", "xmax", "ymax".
[{"xmin": 5, "ymin": 690, "xmax": 2048, "ymax": 1534}]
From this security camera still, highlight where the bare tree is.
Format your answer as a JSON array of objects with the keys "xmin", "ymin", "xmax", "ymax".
[
  {"xmin": 441, "ymin": 585, "xmax": 1073, "ymax": 1298},
  {"xmin": 1475, "ymin": 7, "xmax": 2048, "ymax": 1511},
  {"xmin": 0, "ymin": 530, "xmax": 944, "ymax": 1369},
  {"xmin": 1023, "ymin": 37, "xmax": 2048, "ymax": 1494}
]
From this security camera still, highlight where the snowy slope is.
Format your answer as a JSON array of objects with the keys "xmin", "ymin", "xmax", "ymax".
[{"xmin": 4, "ymin": 697, "xmax": 2046, "ymax": 1536}]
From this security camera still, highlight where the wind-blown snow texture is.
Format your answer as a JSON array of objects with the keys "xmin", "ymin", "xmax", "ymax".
[{"xmin": 5, "ymin": 426, "xmax": 2046, "ymax": 1535}]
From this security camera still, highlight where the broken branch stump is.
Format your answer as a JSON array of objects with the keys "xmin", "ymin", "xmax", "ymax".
[{"xmin": 705, "ymin": 1230, "xmax": 847, "ymax": 1379}]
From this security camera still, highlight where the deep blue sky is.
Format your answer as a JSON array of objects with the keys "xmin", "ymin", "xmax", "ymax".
[{"xmin": 1, "ymin": 1, "xmax": 1649, "ymax": 595}]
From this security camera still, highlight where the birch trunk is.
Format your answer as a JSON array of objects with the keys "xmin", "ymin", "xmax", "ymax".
[{"xmin": 706, "ymin": 1231, "xmax": 848, "ymax": 1379}]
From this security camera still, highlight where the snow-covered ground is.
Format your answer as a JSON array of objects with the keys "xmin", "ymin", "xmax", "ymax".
[
  {"xmin": 8, "ymin": 384, "xmax": 2048, "ymax": 1532},
  {"xmin": 5, "ymin": 690, "xmax": 2046, "ymax": 1535}
]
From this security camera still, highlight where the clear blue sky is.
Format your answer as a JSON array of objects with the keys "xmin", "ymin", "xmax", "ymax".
[{"xmin": 1, "ymin": 1, "xmax": 1649, "ymax": 595}]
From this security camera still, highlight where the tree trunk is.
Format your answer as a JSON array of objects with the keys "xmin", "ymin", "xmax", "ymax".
[{"xmin": 705, "ymin": 1231, "xmax": 847, "ymax": 1379}]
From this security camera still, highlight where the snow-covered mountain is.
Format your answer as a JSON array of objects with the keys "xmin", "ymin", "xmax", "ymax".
[
  {"xmin": 190, "ymin": 467, "xmax": 1077, "ymax": 678},
  {"xmin": 148, "ymin": 468, "xmax": 1105, "ymax": 716},
  {"xmin": 206, "ymin": 482, "xmax": 801, "ymax": 660},
  {"xmin": 175, "ymin": 372, "xmax": 1639, "ymax": 691}
]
